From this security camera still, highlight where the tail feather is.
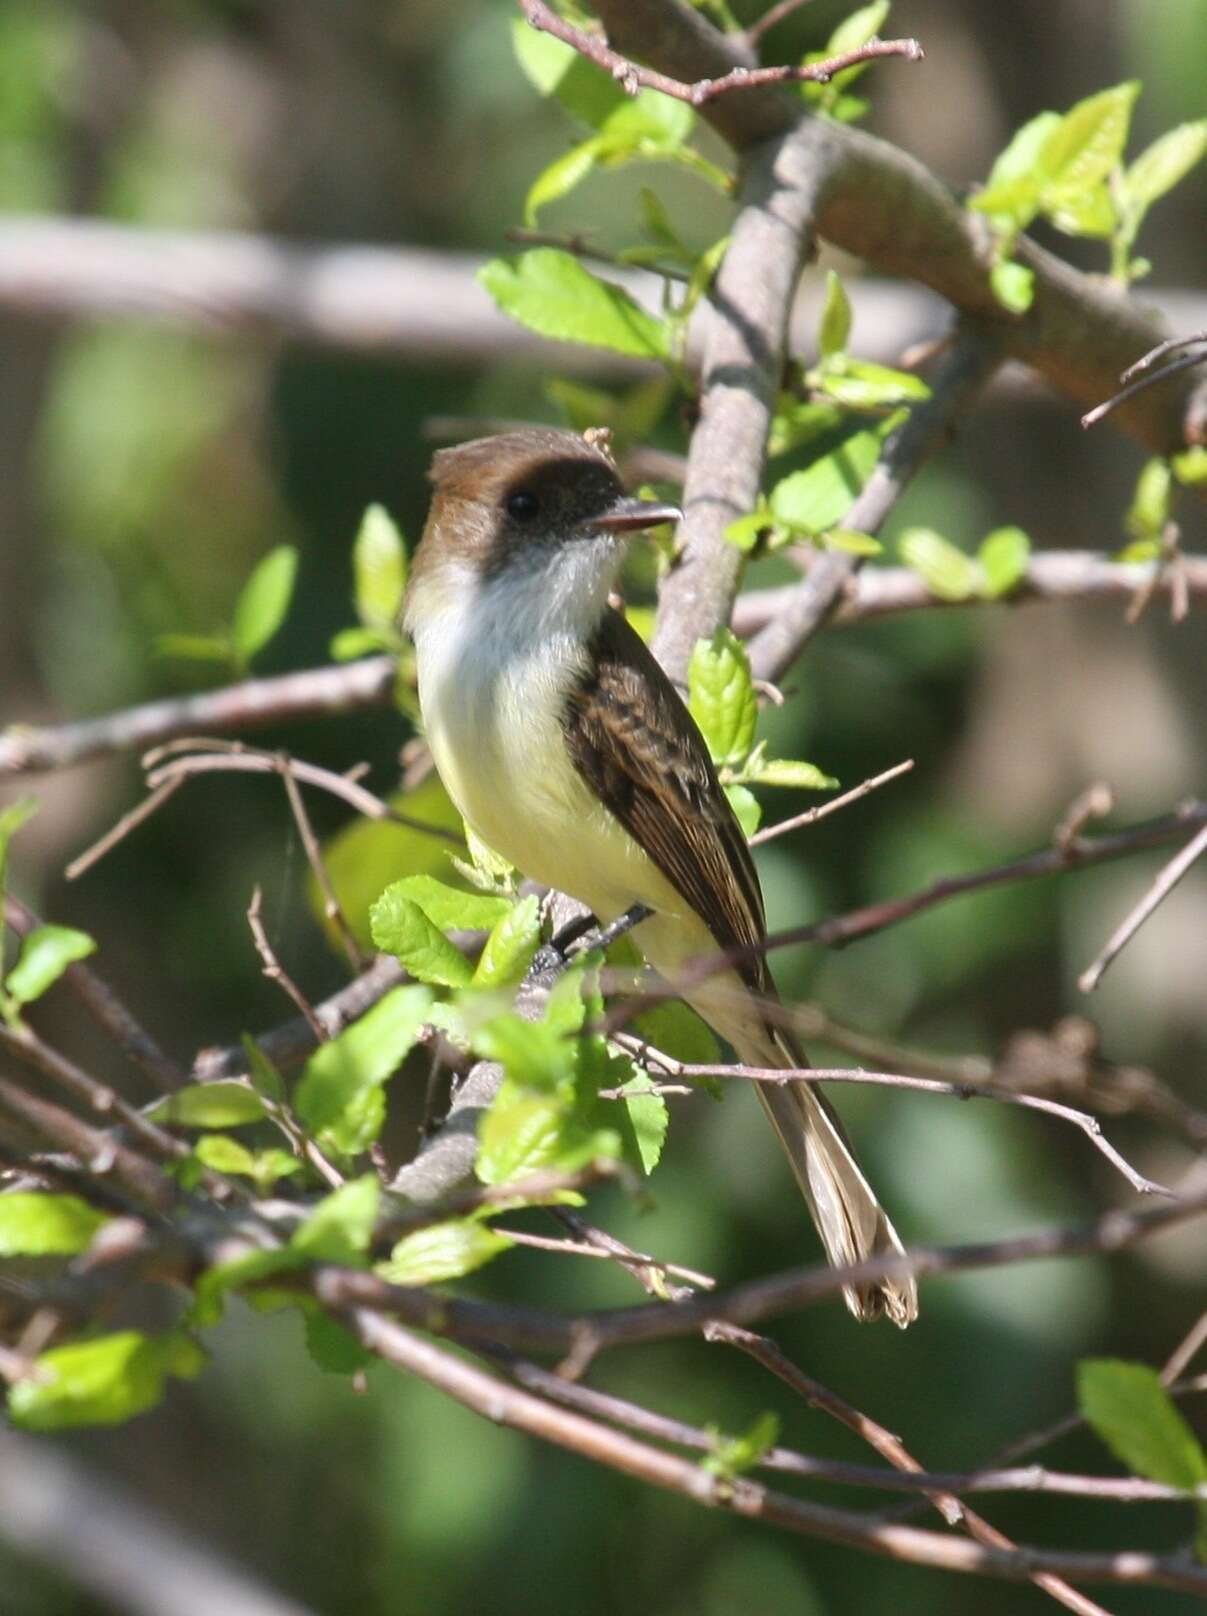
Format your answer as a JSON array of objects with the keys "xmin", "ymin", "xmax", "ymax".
[{"xmin": 754, "ymin": 1078, "xmax": 917, "ymax": 1328}]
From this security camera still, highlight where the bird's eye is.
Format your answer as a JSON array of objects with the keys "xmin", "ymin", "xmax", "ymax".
[{"xmin": 505, "ymin": 489, "xmax": 540, "ymax": 522}]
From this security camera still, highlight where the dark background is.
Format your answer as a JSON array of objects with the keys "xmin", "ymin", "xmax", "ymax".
[{"xmin": 0, "ymin": 2, "xmax": 1204, "ymax": 1612}]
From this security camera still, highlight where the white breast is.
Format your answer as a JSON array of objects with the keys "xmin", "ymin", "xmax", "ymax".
[{"xmin": 409, "ymin": 555, "xmax": 687, "ymax": 927}]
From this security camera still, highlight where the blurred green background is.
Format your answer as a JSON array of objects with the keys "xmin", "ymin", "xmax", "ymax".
[{"xmin": 1, "ymin": 1, "xmax": 1205, "ymax": 1612}]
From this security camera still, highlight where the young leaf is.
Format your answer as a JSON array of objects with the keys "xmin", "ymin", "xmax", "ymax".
[
  {"xmin": 387, "ymin": 874, "xmax": 513, "ymax": 934},
  {"xmin": 192, "ymin": 1134, "xmax": 257, "ymax": 1176},
  {"xmin": 8, "ymin": 1330, "xmax": 205, "ymax": 1431},
  {"xmin": 378, "ymin": 1218, "xmax": 514, "ymax": 1285},
  {"xmin": 1173, "ymin": 445, "xmax": 1207, "ymax": 487},
  {"xmin": 1125, "ymin": 119, "xmax": 1207, "ymax": 209},
  {"xmin": 688, "ymin": 628, "xmax": 757, "ymax": 767},
  {"xmin": 353, "ymin": 503, "xmax": 406, "ymax": 628},
  {"xmin": 148, "ymin": 1081, "xmax": 267, "ymax": 1129},
  {"xmin": 898, "ymin": 528, "xmax": 980, "ymax": 601},
  {"xmin": 817, "ymin": 269, "xmax": 851, "ymax": 360},
  {"xmin": 231, "ymin": 545, "xmax": 299, "ymax": 667},
  {"xmin": 816, "ymin": 356, "xmax": 930, "ymax": 409},
  {"xmin": 473, "ymin": 1013, "xmax": 572, "ymax": 1092},
  {"xmin": 724, "ymin": 783, "xmax": 762, "ymax": 838},
  {"xmin": 294, "ymin": 983, "xmax": 432, "ymax": 1142},
  {"xmin": 984, "ymin": 109, "xmax": 1063, "ymax": 193},
  {"xmin": 747, "ymin": 758, "xmax": 839, "ymax": 790},
  {"xmin": 472, "ymin": 895, "xmax": 542, "ymax": 988},
  {"xmin": 614, "ymin": 1074, "xmax": 669, "ymax": 1175},
  {"xmin": 478, "ymin": 251, "xmax": 670, "ymax": 361},
  {"xmin": 369, "ymin": 887, "xmax": 473, "ymax": 988},
  {"xmin": 823, "ymin": 527, "xmax": 882, "ymax": 557},
  {"xmin": 989, "ymin": 259, "xmax": 1035, "ymax": 314},
  {"xmin": 5, "ymin": 924, "xmax": 96, "ymax": 1007},
  {"xmin": 0, "ymin": 797, "xmax": 38, "ymax": 896},
  {"xmin": 525, "ymin": 137, "xmax": 603, "ymax": 225},
  {"xmin": 1078, "ymin": 1358, "xmax": 1207, "ymax": 1491},
  {"xmin": 291, "ymin": 1174, "xmax": 380, "ymax": 1264},
  {"xmin": 510, "ymin": 19, "xmax": 626, "ymax": 130},
  {"xmin": 1039, "ymin": 81, "xmax": 1139, "ymax": 200},
  {"xmin": 1126, "ymin": 458, "xmax": 1173, "ymax": 541},
  {"xmin": 724, "ymin": 508, "xmax": 774, "ymax": 552},
  {"xmin": 978, "ymin": 525, "xmax": 1032, "ymax": 598},
  {"xmin": 330, "ymin": 626, "xmax": 396, "ymax": 662},
  {"xmin": 0, "ymin": 1192, "xmax": 109, "ymax": 1257},
  {"xmin": 476, "ymin": 1086, "xmax": 571, "ymax": 1185},
  {"xmin": 827, "ymin": 0, "xmax": 891, "ymax": 57},
  {"xmin": 154, "ymin": 633, "xmax": 234, "ymax": 665},
  {"xmin": 704, "ymin": 1411, "xmax": 781, "ymax": 1479},
  {"xmin": 304, "ymin": 1313, "xmax": 374, "ymax": 1376},
  {"xmin": 769, "ymin": 424, "xmax": 887, "ymax": 536}
]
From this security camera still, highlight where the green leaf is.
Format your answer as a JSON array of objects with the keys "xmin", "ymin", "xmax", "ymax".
[
  {"xmin": 8, "ymin": 1330, "xmax": 205, "ymax": 1431},
  {"xmin": 769, "ymin": 424, "xmax": 886, "ymax": 535},
  {"xmin": 817, "ymin": 269, "xmax": 851, "ymax": 360},
  {"xmin": 1046, "ymin": 184, "xmax": 1118, "ymax": 239},
  {"xmin": 473, "ymin": 1013, "xmax": 572, "ymax": 1092},
  {"xmin": 154, "ymin": 633, "xmax": 234, "ymax": 665},
  {"xmin": 1126, "ymin": 457, "xmax": 1172, "ymax": 541},
  {"xmin": 704, "ymin": 1411, "xmax": 780, "ymax": 1479},
  {"xmin": 378, "ymin": 1218, "xmax": 514, "ymax": 1285},
  {"xmin": 476, "ymin": 1086, "xmax": 570, "ymax": 1185},
  {"xmin": 0, "ymin": 797, "xmax": 38, "ymax": 896},
  {"xmin": 815, "ymin": 356, "xmax": 931, "ymax": 409},
  {"xmin": 1125, "ymin": 120, "xmax": 1207, "ymax": 208},
  {"xmin": 898, "ymin": 528, "xmax": 980, "ymax": 601},
  {"xmin": 985, "ymin": 109, "xmax": 1063, "ymax": 192},
  {"xmin": 1039, "ymin": 81, "xmax": 1139, "ymax": 199},
  {"xmin": 747, "ymin": 758, "xmax": 839, "ymax": 790},
  {"xmin": 1172, "ymin": 445, "xmax": 1207, "ymax": 487},
  {"xmin": 688, "ymin": 628, "xmax": 757, "ymax": 767},
  {"xmin": 292, "ymin": 1174, "xmax": 380, "ymax": 1264},
  {"xmin": 603, "ymin": 89, "xmax": 693, "ymax": 149},
  {"xmin": 724, "ymin": 783, "xmax": 762, "ymax": 837},
  {"xmin": 303, "ymin": 1312, "xmax": 374, "ymax": 1376},
  {"xmin": 353, "ymin": 503, "xmax": 406, "ymax": 628},
  {"xmin": 5, "ymin": 924, "xmax": 96, "ymax": 1007},
  {"xmin": 478, "ymin": 251, "xmax": 670, "ymax": 361},
  {"xmin": 989, "ymin": 259, "xmax": 1035, "ymax": 313},
  {"xmin": 1114, "ymin": 537, "xmax": 1162, "ymax": 563},
  {"xmin": 724, "ymin": 508, "xmax": 773, "ymax": 552},
  {"xmin": 525, "ymin": 137, "xmax": 603, "ymax": 224},
  {"xmin": 369, "ymin": 888, "xmax": 473, "ymax": 988},
  {"xmin": 635, "ymin": 999, "xmax": 720, "ymax": 1069},
  {"xmin": 189, "ymin": 1247, "xmax": 302, "ymax": 1328},
  {"xmin": 510, "ymin": 19, "xmax": 626, "ymax": 130},
  {"xmin": 148, "ymin": 1081, "xmax": 267, "ymax": 1129},
  {"xmin": 242, "ymin": 1034, "xmax": 285, "ymax": 1103},
  {"xmin": 823, "ymin": 527, "xmax": 882, "ymax": 557},
  {"xmin": 0, "ymin": 1192, "xmax": 109, "ymax": 1257},
  {"xmin": 473, "ymin": 895, "xmax": 542, "ymax": 988},
  {"xmin": 330, "ymin": 625, "xmax": 396, "ymax": 662},
  {"xmin": 192, "ymin": 1134, "xmax": 257, "ymax": 1175},
  {"xmin": 295, "ymin": 984, "xmax": 432, "ymax": 1144},
  {"xmin": 386, "ymin": 875, "xmax": 513, "ymax": 934},
  {"xmin": 231, "ymin": 545, "xmax": 299, "ymax": 666},
  {"xmin": 827, "ymin": 0, "xmax": 891, "ymax": 56},
  {"xmin": 1078, "ymin": 1358, "xmax": 1207, "ymax": 1491},
  {"xmin": 978, "ymin": 525, "xmax": 1032, "ymax": 598},
  {"xmin": 615, "ymin": 1075, "xmax": 668, "ymax": 1175}
]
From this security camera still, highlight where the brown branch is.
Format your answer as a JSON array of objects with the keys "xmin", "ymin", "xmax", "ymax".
[
  {"xmin": 517, "ymin": 0, "xmax": 921, "ymax": 106},
  {"xmin": 276, "ymin": 756, "xmax": 367, "ymax": 971},
  {"xmin": 246, "ymin": 886, "xmax": 327, "ymax": 1043},
  {"xmin": 770, "ymin": 799, "xmax": 1207, "ymax": 953},
  {"xmin": 731, "ymin": 549, "xmax": 1207, "ymax": 637},
  {"xmin": 336, "ymin": 1306, "xmax": 1207, "ymax": 1595},
  {"xmin": 613, "ymin": 1049, "xmax": 1173, "ymax": 1199},
  {"xmin": 1079, "ymin": 820, "xmax": 1207, "ymax": 993},
  {"xmin": 748, "ymin": 758, "xmax": 914, "ymax": 846},
  {"xmin": 312, "ymin": 1177, "xmax": 1207, "ymax": 1357},
  {"xmin": 744, "ymin": 326, "xmax": 1001, "ymax": 682},
  {"xmin": 707, "ymin": 1323, "xmax": 1114, "ymax": 1616},
  {"xmin": 2, "ymin": 896, "xmax": 185, "ymax": 1095},
  {"xmin": 1083, "ymin": 332, "xmax": 1207, "ymax": 428},
  {"xmin": 0, "ymin": 1072, "xmax": 172, "ymax": 1211},
  {"xmin": 0, "ymin": 656, "xmax": 396, "ymax": 776}
]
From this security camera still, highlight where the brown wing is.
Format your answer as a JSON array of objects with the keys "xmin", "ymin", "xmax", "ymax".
[{"xmin": 561, "ymin": 609, "xmax": 770, "ymax": 999}]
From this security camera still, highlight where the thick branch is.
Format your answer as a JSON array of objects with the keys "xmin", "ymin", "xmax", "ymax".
[{"xmin": 590, "ymin": 0, "xmax": 1207, "ymax": 454}]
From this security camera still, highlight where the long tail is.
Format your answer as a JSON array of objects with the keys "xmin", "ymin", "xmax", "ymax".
[{"xmin": 753, "ymin": 1070, "xmax": 917, "ymax": 1327}]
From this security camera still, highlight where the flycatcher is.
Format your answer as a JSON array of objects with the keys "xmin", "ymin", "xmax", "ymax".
[{"xmin": 404, "ymin": 427, "xmax": 916, "ymax": 1326}]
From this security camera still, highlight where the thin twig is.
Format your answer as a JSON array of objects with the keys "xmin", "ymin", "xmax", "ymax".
[
  {"xmin": 505, "ymin": 227, "xmax": 691, "ymax": 283},
  {"xmin": 612, "ymin": 1046, "xmax": 1173, "ymax": 1198},
  {"xmin": 276, "ymin": 754, "xmax": 366, "ymax": 971},
  {"xmin": 518, "ymin": 0, "xmax": 922, "ymax": 106},
  {"xmin": 64, "ymin": 777, "xmax": 185, "ymax": 881},
  {"xmin": 1078, "ymin": 820, "xmax": 1207, "ymax": 993},
  {"xmin": 246, "ymin": 886, "xmax": 327, "ymax": 1043},
  {"xmin": 749, "ymin": 759, "xmax": 914, "ymax": 846},
  {"xmin": 1163, "ymin": 1313, "xmax": 1207, "ymax": 1384},
  {"xmin": 1082, "ymin": 339, "xmax": 1207, "ymax": 428}
]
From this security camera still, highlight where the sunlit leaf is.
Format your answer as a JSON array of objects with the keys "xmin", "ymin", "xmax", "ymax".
[
  {"xmin": 379, "ymin": 1218, "xmax": 514, "ymax": 1285},
  {"xmin": 688, "ymin": 628, "xmax": 757, "ymax": 767},
  {"xmin": 898, "ymin": 528, "xmax": 980, "ymax": 601},
  {"xmin": 148, "ymin": 1081, "xmax": 267, "ymax": 1129},
  {"xmin": 818, "ymin": 270, "xmax": 852, "ymax": 360},
  {"xmin": 978, "ymin": 525, "xmax": 1031, "ymax": 598},
  {"xmin": 989, "ymin": 258, "xmax": 1034, "ymax": 313},
  {"xmin": 353, "ymin": 503, "xmax": 407, "ymax": 628},
  {"xmin": 8, "ymin": 1330, "xmax": 205, "ymax": 1431},
  {"xmin": 0, "ymin": 1192, "xmax": 109, "ymax": 1257},
  {"xmin": 1125, "ymin": 120, "xmax": 1207, "ymax": 208},
  {"xmin": 370, "ymin": 887, "xmax": 473, "ymax": 988},
  {"xmin": 231, "ymin": 545, "xmax": 299, "ymax": 666},
  {"xmin": 291, "ymin": 1174, "xmax": 380, "ymax": 1265},
  {"xmin": 295, "ymin": 984, "xmax": 432, "ymax": 1143},
  {"xmin": 5, "ymin": 924, "xmax": 96, "ymax": 1007},
  {"xmin": 479, "ymin": 251, "xmax": 670, "ymax": 360},
  {"xmin": 473, "ymin": 895, "xmax": 542, "ymax": 988}
]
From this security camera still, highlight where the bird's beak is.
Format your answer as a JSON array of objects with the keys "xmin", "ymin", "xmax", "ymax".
[{"xmin": 592, "ymin": 495, "xmax": 682, "ymax": 533}]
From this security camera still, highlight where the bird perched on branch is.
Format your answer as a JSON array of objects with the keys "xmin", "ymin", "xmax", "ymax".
[{"xmin": 404, "ymin": 426, "xmax": 916, "ymax": 1326}]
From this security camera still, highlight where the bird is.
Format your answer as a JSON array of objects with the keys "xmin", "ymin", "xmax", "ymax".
[{"xmin": 403, "ymin": 426, "xmax": 916, "ymax": 1326}]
